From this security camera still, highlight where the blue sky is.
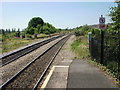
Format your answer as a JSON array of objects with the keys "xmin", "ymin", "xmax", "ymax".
[{"xmin": 0, "ymin": 1, "xmax": 117, "ymax": 30}]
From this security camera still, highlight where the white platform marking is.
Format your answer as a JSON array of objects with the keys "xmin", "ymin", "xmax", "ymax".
[{"xmin": 41, "ymin": 65, "xmax": 69, "ymax": 88}]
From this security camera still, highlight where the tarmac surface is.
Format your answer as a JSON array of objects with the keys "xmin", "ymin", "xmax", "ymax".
[
  {"xmin": 42, "ymin": 59, "xmax": 118, "ymax": 89},
  {"xmin": 67, "ymin": 59, "xmax": 117, "ymax": 88}
]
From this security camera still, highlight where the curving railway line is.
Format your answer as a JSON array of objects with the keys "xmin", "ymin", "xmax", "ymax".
[
  {"xmin": 0, "ymin": 34, "xmax": 71, "ymax": 89},
  {"xmin": 0, "ymin": 34, "xmax": 64, "ymax": 67}
]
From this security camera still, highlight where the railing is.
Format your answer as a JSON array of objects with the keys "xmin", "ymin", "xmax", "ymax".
[{"xmin": 89, "ymin": 30, "xmax": 120, "ymax": 81}]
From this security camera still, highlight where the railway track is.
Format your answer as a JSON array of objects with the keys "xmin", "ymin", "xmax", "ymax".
[
  {"xmin": 0, "ymin": 34, "xmax": 71, "ymax": 89},
  {"xmin": 0, "ymin": 34, "xmax": 64, "ymax": 67}
]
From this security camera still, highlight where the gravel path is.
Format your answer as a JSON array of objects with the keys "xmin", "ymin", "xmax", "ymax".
[{"xmin": 0, "ymin": 36, "xmax": 66, "ymax": 86}]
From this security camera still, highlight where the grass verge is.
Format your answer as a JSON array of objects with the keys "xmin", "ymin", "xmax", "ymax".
[
  {"xmin": 71, "ymin": 36, "xmax": 89, "ymax": 59},
  {"xmin": 2, "ymin": 34, "xmax": 51, "ymax": 53}
]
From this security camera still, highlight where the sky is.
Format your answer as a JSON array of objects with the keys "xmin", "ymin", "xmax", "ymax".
[{"xmin": 0, "ymin": 0, "xmax": 117, "ymax": 30}]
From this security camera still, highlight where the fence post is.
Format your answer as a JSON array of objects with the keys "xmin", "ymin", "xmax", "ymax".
[
  {"xmin": 118, "ymin": 48, "xmax": 120, "ymax": 81},
  {"xmin": 118, "ymin": 32, "xmax": 120, "ymax": 81},
  {"xmin": 91, "ymin": 37, "xmax": 94, "ymax": 59},
  {"xmin": 100, "ymin": 29, "xmax": 104, "ymax": 65},
  {"xmin": 88, "ymin": 32, "xmax": 93, "ymax": 58},
  {"xmin": 88, "ymin": 32, "xmax": 92, "ymax": 42}
]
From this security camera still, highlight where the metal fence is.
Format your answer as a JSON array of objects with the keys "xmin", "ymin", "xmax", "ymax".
[{"xmin": 89, "ymin": 30, "xmax": 120, "ymax": 81}]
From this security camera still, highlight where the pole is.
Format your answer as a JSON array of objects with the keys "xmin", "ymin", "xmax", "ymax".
[
  {"xmin": 100, "ymin": 29, "xmax": 104, "ymax": 64},
  {"xmin": 118, "ymin": 31, "xmax": 120, "ymax": 81}
]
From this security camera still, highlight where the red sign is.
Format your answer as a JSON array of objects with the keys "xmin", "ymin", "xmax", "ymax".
[{"xmin": 99, "ymin": 24, "xmax": 106, "ymax": 29}]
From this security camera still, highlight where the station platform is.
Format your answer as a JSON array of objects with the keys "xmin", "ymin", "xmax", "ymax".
[
  {"xmin": 40, "ymin": 35, "xmax": 118, "ymax": 89},
  {"xmin": 41, "ymin": 59, "xmax": 118, "ymax": 89}
]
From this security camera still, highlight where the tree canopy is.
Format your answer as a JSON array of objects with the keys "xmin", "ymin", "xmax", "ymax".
[
  {"xmin": 25, "ymin": 17, "xmax": 60, "ymax": 35},
  {"xmin": 109, "ymin": 1, "xmax": 120, "ymax": 30},
  {"xmin": 28, "ymin": 17, "xmax": 44, "ymax": 29}
]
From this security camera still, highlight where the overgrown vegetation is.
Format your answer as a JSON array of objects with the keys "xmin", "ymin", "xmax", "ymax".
[
  {"xmin": 2, "ymin": 34, "xmax": 49, "ymax": 53},
  {"xmin": 71, "ymin": 1, "xmax": 120, "ymax": 86},
  {"xmin": 71, "ymin": 36, "xmax": 89, "ymax": 59}
]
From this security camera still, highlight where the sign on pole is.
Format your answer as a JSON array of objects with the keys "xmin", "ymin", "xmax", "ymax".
[
  {"xmin": 99, "ymin": 15, "xmax": 106, "ymax": 29},
  {"xmin": 99, "ymin": 15, "xmax": 106, "ymax": 65}
]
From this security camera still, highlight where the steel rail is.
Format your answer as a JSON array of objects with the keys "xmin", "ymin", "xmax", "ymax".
[
  {"xmin": 1, "ymin": 34, "xmax": 64, "ymax": 67},
  {"xmin": 0, "ymin": 34, "xmax": 71, "ymax": 89},
  {"xmin": 33, "ymin": 34, "xmax": 71, "ymax": 90}
]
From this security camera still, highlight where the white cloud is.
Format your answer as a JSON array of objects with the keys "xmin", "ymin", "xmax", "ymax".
[{"xmin": 1, "ymin": 0, "xmax": 115, "ymax": 2}]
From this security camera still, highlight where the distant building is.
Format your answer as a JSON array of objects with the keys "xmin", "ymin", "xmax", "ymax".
[{"xmin": 89, "ymin": 23, "xmax": 111, "ymax": 29}]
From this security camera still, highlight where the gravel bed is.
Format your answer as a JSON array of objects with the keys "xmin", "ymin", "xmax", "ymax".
[
  {"xmin": 3, "ymin": 35, "xmax": 69, "ymax": 88},
  {"xmin": 0, "ymin": 36, "xmax": 66, "ymax": 86},
  {"xmin": 53, "ymin": 35, "xmax": 75, "ymax": 65},
  {"xmin": 37, "ymin": 35, "xmax": 75, "ymax": 88}
]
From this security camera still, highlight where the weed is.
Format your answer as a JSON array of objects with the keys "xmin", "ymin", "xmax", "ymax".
[{"xmin": 71, "ymin": 36, "xmax": 89, "ymax": 59}]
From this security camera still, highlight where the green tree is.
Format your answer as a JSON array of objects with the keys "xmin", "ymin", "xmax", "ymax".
[
  {"xmin": 44, "ymin": 23, "xmax": 56, "ymax": 34},
  {"xmin": 25, "ymin": 17, "xmax": 59, "ymax": 35},
  {"xmin": 34, "ymin": 28, "xmax": 39, "ymax": 34},
  {"xmin": 28, "ymin": 17, "xmax": 44, "ymax": 28},
  {"xmin": 37, "ymin": 24, "xmax": 42, "ymax": 33},
  {"xmin": 42, "ymin": 25, "xmax": 50, "ymax": 34},
  {"xmin": 75, "ymin": 25, "xmax": 89, "ymax": 35},
  {"xmin": 109, "ymin": 1, "xmax": 120, "ymax": 31},
  {"xmin": 25, "ymin": 27, "xmax": 36, "ymax": 35}
]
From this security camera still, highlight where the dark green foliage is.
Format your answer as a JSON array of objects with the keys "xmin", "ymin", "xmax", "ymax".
[
  {"xmin": 36, "ymin": 24, "xmax": 42, "ymax": 33},
  {"xmin": 25, "ymin": 17, "xmax": 60, "ymax": 35},
  {"xmin": 109, "ymin": 1, "xmax": 120, "ymax": 31},
  {"xmin": 74, "ymin": 24, "xmax": 91, "ymax": 36},
  {"xmin": 28, "ymin": 17, "xmax": 44, "ymax": 28},
  {"xmin": 2, "ymin": 32, "xmax": 16, "ymax": 41},
  {"xmin": 43, "ymin": 23, "xmax": 57, "ymax": 34},
  {"xmin": 25, "ymin": 27, "xmax": 35, "ymax": 35},
  {"xmin": 0, "ymin": 29, "xmax": 19, "ymax": 41},
  {"xmin": 74, "ymin": 30, "xmax": 81, "ymax": 36},
  {"xmin": 90, "ymin": 28, "xmax": 100, "ymax": 37}
]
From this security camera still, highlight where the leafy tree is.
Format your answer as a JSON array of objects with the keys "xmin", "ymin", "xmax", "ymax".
[
  {"xmin": 42, "ymin": 25, "xmax": 50, "ymax": 34},
  {"xmin": 109, "ymin": 1, "xmax": 120, "ymax": 31},
  {"xmin": 37, "ymin": 24, "xmax": 42, "ymax": 33},
  {"xmin": 25, "ymin": 27, "xmax": 36, "ymax": 35},
  {"xmin": 34, "ymin": 28, "xmax": 39, "ymax": 34},
  {"xmin": 74, "ymin": 25, "xmax": 90, "ymax": 35},
  {"xmin": 44, "ymin": 23, "xmax": 57, "ymax": 34},
  {"xmin": 28, "ymin": 17, "xmax": 44, "ymax": 28},
  {"xmin": 25, "ymin": 17, "xmax": 59, "ymax": 35}
]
